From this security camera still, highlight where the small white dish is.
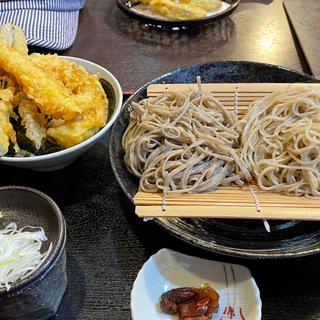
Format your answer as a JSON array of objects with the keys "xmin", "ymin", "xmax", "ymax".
[
  {"xmin": 0, "ymin": 56, "xmax": 122, "ymax": 171},
  {"xmin": 131, "ymin": 248, "xmax": 262, "ymax": 320}
]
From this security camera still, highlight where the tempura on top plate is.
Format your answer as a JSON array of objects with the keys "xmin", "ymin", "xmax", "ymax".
[
  {"xmin": 0, "ymin": 23, "xmax": 108, "ymax": 157},
  {"xmin": 133, "ymin": 0, "xmax": 222, "ymax": 20}
]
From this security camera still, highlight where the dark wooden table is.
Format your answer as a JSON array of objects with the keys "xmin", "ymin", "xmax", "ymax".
[
  {"xmin": 2, "ymin": 0, "xmax": 320, "ymax": 319},
  {"xmin": 66, "ymin": 0, "xmax": 311, "ymax": 93}
]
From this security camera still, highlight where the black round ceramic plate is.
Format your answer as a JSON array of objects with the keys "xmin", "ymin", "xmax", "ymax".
[
  {"xmin": 109, "ymin": 61, "xmax": 320, "ymax": 259},
  {"xmin": 116, "ymin": 0, "xmax": 239, "ymax": 28}
]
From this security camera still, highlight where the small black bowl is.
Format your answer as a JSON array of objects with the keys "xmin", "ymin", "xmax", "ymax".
[{"xmin": 0, "ymin": 186, "xmax": 67, "ymax": 320}]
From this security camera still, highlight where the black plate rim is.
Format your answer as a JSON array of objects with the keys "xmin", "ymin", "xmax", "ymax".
[
  {"xmin": 157, "ymin": 217, "xmax": 320, "ymax": 259},
  {"xmin": 109, "ymin": 60, "xmax": 320, "ymax": 259},
  {"xmin": 116, "ymin": 0, "xmax": 240, "ymax": 27}
]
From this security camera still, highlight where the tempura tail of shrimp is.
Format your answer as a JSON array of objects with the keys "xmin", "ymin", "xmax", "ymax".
[
  {"xmin": 0, "ymin": 100, "xmax": 19, "ymax": 156},
  {"xmin": 0, "ymin": 43, "xmax": 93, "ymax": 121}
]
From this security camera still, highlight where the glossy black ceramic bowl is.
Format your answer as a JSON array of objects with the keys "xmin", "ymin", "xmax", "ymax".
[
  {"xmin": 0, "ymin": 186, "xmax": 67, "ymax": 320},
  {"xmin": 109, "ymin": 60, "xmax": 320, "ymax": 259}
]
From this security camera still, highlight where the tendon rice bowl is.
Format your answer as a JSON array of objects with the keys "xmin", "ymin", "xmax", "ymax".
[{"xmin": 0, "ymin": 56, "xmax": 123, "ymax": 171}]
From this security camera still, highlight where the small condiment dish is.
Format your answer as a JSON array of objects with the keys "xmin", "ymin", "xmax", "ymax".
[
  {"xmin": 0, "ymin": 56, "xmax": 123, "ymax": 171},
  {"xmin": 0, "ymin": 186, "xmax": 67, "ymax": 320},
  {"xmin": 131, "ymin": 248, "xmax": 262, "ymax": 320}
]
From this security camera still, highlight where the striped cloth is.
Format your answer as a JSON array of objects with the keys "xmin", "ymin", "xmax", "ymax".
[{"xmin": 0, "ymin": 0, "xmax": 85, "ymax": 50}]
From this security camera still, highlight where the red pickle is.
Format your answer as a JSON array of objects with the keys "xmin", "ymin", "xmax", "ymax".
[{"xmin": 160, "ymin": 284, "xmax": 219, "ymax": 320}]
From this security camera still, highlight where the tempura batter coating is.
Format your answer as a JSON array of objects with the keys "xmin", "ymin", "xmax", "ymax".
[
  {"xmin": 0, "ymin": 24, "xmax": 28, "ymax": 55},
  {"xmin": 138, "ymin": 0, "xmax": 222, "ymax": 19},
  {"xmin": 47, "ymin": 107, "xmax": 107, "ymax": 148},
  {"xmin": 30, "ymin": 53, "xmax": 108, "ymax": 119},
  {"xmin": 18, "ymin": 98, "xmax": 47, "ymax": 150},
  {"xmin": 0, "ymin": 100, "xmax": 18, "ymax": 156},
  {"xmin": 0, "ymin": 25, "xmax": 108, "ymax": 155},
  {"xmin": 0, "ymin": 43, "xmax": 103, "ymax": 121},
  {"xmin": 30, "ymin": 54, "xmax": 108, "ymax": 148}
]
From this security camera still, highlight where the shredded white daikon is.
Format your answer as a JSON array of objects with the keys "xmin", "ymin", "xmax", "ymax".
[{"xmin": 0, "ymin": 222, "xmax": 52, "ymax": 291}]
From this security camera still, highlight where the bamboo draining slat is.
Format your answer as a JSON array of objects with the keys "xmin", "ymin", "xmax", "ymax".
[
  {"xmin": 135, "ymin": 204, "xmax": 320, "ymax": 220},
  {"xmin": 135, "ymin": 187, "xmax": 320, "ymax": 219},
  {"xmin": 135, "ymin": 190, "xmax": 320, "ymax": 219},
  {"xmin": 135, "ymin": 189, "xmax": 320, "ymax": 206},
  {"xmin": 147, "ymin": 83, "xmax": 320, "ymax": 97},
  {"xmin": 148, "ymin": 83, "xmax": 319, "ymax": 103},
  {"xmin": 133, "ymin": 83, "xmax": 320, "ymax": 220},
  {"xmin": 147, "ymin": 83, "xmax": 320, "ymax": 116}
]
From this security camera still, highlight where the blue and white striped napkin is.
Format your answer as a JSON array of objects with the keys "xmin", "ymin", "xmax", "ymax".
[{"xmin": 0, "ymin": 0, "xmax": 85, "ymax": 50}]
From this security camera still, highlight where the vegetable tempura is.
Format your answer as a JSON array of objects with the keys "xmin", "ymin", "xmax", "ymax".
[{"xmin": 0, "ymin": 24, "xmax": 108, "ymax": 157}]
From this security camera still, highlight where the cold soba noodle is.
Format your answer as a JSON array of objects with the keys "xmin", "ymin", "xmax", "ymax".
[
  {"xmin": 123, "ymin": 86, "xmax": 320, "ymax": 199},
  {"xmin": 239, "ymin": 87, "xmax": 320, "ymax": 197},
  {"xmin": 123, "ymin": 89, "xmax": 250, "ymax": 194}
]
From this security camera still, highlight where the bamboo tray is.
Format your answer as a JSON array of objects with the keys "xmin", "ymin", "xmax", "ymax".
[
  {"xmin": 134, "ymin": 83, "xmax": 320, "ymax": 220},
  {"xmin": 148, "ymin": 82, "xmax": 320, "ymax": 115},
  {"xmin": 135, "ymin": 188, "xmax": 320, "ymax": 220}
]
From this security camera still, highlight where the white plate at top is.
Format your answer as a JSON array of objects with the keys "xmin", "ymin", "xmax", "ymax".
[{"xmin": 131, "ymin": 248, "xmax": 262, "ymax": 320}]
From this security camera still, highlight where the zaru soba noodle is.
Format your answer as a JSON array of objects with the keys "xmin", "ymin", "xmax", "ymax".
[
  {"xmin": 239, "ymin": 87, "xmax": 320, "ymax": 197},
  {"xmin": 122, "ymin": 89, "xmax": 250, "ymax": 194},
  {"xmin": 123, "ymin": 86, "xmax": 320, "ymax": 198}
]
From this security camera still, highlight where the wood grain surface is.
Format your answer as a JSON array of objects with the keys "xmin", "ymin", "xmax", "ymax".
[
  {"xmin": 284, "ymin": 0, "xmax": 320, "ymax": 76},
  {"xmin": 63, "ymin": 0, "xmax": 310, "ymax": 92}
]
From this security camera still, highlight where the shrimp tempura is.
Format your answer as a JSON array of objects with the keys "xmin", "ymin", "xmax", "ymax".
[{"xmin": 0, "ymin": 43, "xmax": 98, "ymax": 121}]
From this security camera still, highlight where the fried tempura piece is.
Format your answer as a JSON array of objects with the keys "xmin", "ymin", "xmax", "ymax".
[
  {"xmin": 29, "ymin": 53, "xmax": 108, "ymax": 148},
  {"xmin": 0, "ymin": 71, "xmax": 20, "ymax": 156},
  {"xmin": 30, "ymin": 53, "xmax": 108, "ymax": 118},
  {"xmin": 0, "ymin": 43, "xmax": 100, "ymax": 120},
  {"xmin": 18, "ymin": 98, "xmax": 47, "ymax": 150},
  {"xmin": 0, "ymin": 25, "xmax": 45, "ymax": 153},
  {"xmin": 139, "ymin": 0, "xmax": 221, "ymax": 19},
  {"xmin": 0, "ymin": 100, "xmax": 19, "ymax": 156},
  {"xmin": 0, "ymin": 24, "xmax": 28, "ymax": 55},
  {"xmin": 191, "ymin": 0, "xmax": 222, "ymax": 12},
  {"xmin": 0, "ymin": 72, "xmax": 19, "ymax": 99},
  {"xmin": 141, "ymin": 0, "xmax": 207, "ymax": 19},
  {"xmin": 47, "ymin": 105, "xmax": 107, "ymax": 148},
  {"xmin": 0, "ymin": 88, "xmax": 14, "ymax": 102},
  {"xmin": 0, "ymin": 24, "xmax": 109, "ymax": 155}
]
